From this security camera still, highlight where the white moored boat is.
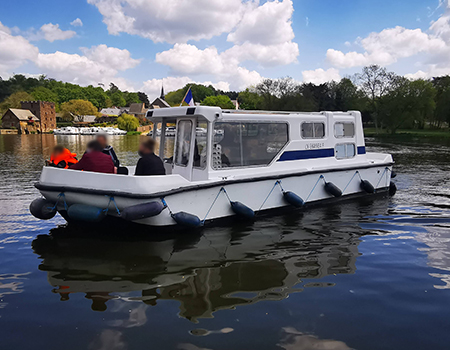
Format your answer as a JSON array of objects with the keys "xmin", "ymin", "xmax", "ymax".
[{"xmin": 32, "ymin": 106, "xmax": 395, "ymax": 228}]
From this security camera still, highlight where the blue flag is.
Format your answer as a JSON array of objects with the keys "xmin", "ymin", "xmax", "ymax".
[{"xmin": 183, "ymin": 88, "xmax": 195, "ymax": 106}]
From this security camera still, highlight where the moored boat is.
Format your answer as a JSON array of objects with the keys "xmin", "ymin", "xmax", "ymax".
[{"xmin": 32, "ymin": 106, "xmax": 395, "ymax": 228}]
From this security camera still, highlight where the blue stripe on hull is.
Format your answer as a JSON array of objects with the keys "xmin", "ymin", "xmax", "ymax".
[
  {"xmin": 278, "ymin": 146, "xmax": 367, "ymax": 161},
  {"xmin": 278, "ymin": 148, "xmax": 335, "ymax": 161}
]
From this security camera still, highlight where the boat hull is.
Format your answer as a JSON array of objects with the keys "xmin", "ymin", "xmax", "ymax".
[{"xmin": 36, "ymin": 162, "xmax": 393, "ymax": 227}]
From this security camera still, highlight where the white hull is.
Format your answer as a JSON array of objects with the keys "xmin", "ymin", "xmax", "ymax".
[{"xmin": 37, "ymin": 153, "xmax": 392, "ymax": 227}]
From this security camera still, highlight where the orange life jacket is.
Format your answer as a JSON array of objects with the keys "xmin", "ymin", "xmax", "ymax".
[{"xmin": 50, "ymin": 148, "xmax": 78, "ymax": 169}]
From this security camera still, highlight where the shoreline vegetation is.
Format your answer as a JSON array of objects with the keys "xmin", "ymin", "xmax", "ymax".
[
  {"xmin": 364, "ymin": 128, "xmax": 450, "ymax": 139},
  {"xmin": 1, "ymin": 65, "xmax": 450, "ymax": 136}
]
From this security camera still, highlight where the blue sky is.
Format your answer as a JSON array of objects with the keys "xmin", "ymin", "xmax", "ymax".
[{"xmin": 0, "ymin": 0, "xmax": 449, "ymax": 99}]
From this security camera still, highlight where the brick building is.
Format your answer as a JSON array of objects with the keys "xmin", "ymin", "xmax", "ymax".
[{"xmin": 21, "ymin": 101, "xmax": 56, "ymax": 133}]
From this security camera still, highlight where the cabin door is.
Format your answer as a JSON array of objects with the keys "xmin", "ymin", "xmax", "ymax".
[{"xmin": 173, "ymin": 118, "xmax": 196, "ymax": 181}]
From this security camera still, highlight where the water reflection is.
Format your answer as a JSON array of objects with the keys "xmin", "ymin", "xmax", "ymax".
[{"xmin": 31, "ymin": 199, "xmax": 377, "ymax": 322}]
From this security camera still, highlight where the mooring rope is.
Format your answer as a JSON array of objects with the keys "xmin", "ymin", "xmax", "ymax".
[
  {"xmin": 201, "ymin": 187, "xmax": 226, "ymax": 223},
  {"xmin": 342, "ymin": 171, "xmax": 361, "ymax": 194},
  {"xmin": 160, "ymin": 197, "xmax": 173, "ymax": 215},
  {"xmin": 49, "ymin": 192, "xmax": 68, "ymax": 211},
  {"xmin": 258, "ymin": 180, "xmax": 283, "ymax": 212},
  {"xmin": 103, "ymin": 196, "xmax": 121, "ymax": 216},
  {"xmin": 305, "ymin": 175, "xmax": 325, "ymax": 202},
  {"xmin": 375, "ymin": 167, "xmax": 389, "ymax": 191}
]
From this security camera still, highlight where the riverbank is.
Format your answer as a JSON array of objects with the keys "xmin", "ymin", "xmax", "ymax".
[{"xmin": 364, "ymin": 128, "xmax": 450, "ymax": 139}]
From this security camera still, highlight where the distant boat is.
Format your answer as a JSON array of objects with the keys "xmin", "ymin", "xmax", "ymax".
[{"xmin": 53, "ymin": 126, "xmax": 126, "ymax": 135}]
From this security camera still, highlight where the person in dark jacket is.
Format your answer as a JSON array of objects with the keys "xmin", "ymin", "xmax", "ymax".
[
  {"xmin": 96, "ymin": 134, "xmax": 120, "ymax": 167},
  {"xmin": 135, "ymin": 139, "xmax": 166, "ymax": 176},
  {"xmin": 69, "ymin": 140, "xmax": 115, "ymax": 174}
]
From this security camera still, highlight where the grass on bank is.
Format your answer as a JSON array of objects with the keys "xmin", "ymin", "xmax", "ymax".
[{"xmin": 364, "ymin": 128, "xmax": 450, "ymax": 138}]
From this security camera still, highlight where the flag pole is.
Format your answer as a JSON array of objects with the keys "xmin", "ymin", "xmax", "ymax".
[{"xmin": 179, "ymin": 86, "xmax": 191, "ymax": 107}]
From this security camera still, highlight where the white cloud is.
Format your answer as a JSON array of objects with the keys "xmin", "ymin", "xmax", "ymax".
[
  {"xmin": 87, "ymin": 0, "xmax": 249, "ymax": 44},
  {"xmin": 405, "ymin": 70, "xmax": 429, "ymax": 80},
  {"xmin": 302, "ymin": 68, "xmax": 341, "ymax": 85},
  {"xmin": 35, "ymin": 45, "xmax": 139, "ymax": 90},
  {"xmin": 80, "ymin": 44, "xmax": 141, "ymax": 71},
  {"xmin": 327, "ymin": 27, "xmax": 446, "ymax": 69},
  {"xmin": 89, "ymin": 0, "xmax": 298, "ymax": 91},
  {"xmin": 70, "ymin": 18, "xmax": 83, "ymax": 27},
  {"xmin": 155, "ymin": 43, "xmax": 263, "ymax": 91},
  {"xmin": 227, "ymin": 0, "xmax": 294, "ymax": 45},
  {"xmin": 0, "ymin": 21, "xmax": 39, "ymax": 76},
  {"xmin": 327, "ymin": 1, "xmax": 450, "ymax": 77},
  {"xmin": 33, "ymin": 23, "xmax": 77, "ymax": 42},
  {"xmin": 225, "ymin": 41, "xmax": 299, "ymax": 66}
]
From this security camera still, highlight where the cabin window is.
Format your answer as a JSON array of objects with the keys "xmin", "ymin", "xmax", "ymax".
[
  {"xmin": 175, "ymin": 120, "xmax": 193, "ymax": 166},
  {"xmin": 334, "ymin": 122, "xmax": 355, "ymax": 138},
  {"xmin": 194, "ymin": 120, "xmax": 208, "ymax": 169},
  {"xmin": 301, "ymin": 122, "xmax": 325, "ymax": 139},
  {"xmin": 335, "ymin": 143, "xmax": 356, "ymax": 159},
  {"xmin": 212, "ymin": 122, "xmax": 288, "ymax": 169}
]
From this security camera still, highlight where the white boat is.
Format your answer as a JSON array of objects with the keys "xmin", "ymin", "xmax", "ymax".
[{"xmin": 32, "ymin": 106, "xmax": 395, "ymax": 228}]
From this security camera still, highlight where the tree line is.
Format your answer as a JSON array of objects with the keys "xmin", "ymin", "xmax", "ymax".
[
  {"xmin": 168, "ymin": 65, "xmax": 450, "ymax": 134},
  {"xmin": 2, "ymin": 66, "xmax": 450, "ymax": 134},
  {"xmin": 0, "ymin": 75, "xmax": 150, "ymax": 117},
  {"xmin": 238, "ymin": 65, "xmax": 449, "ymax": 134}
]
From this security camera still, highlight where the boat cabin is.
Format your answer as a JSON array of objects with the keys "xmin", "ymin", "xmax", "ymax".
[{"xmin": 146, "ymin": 107, "xmax": 366, "ymax": 182}]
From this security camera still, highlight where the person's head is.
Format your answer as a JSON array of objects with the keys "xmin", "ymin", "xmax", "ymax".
[
  {"xmin": 139, "ymin": 138, "xmax": 156, "ymax": 157},
  {"xmin": 96, "ymin": 134, "xmax": 108, "ymax": 149},
  {"xmin": 52, "ymin": 145, "xmax": 65, "ymax": 156},
  {"xmin": 86, "ymin": 140, "xmax": 103, "ymax": 153}
]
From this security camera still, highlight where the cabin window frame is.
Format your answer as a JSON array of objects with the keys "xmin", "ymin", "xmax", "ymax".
[
  {"xmin": 193, "ymin": 119, "xmax": 209, "ymax": 170},
  {"xmin": 212, "ymin": 120, "xmax": 290, "ymax": 170},
  {"xmin": 334, "ymin": 122, "xmax": 355, "ymax": 138},
  {"xmin": 301, "ymin": 121, "xmax": 326, "ymax": 139},
  {"xmin": 175, "ymin": 120, "xmax": 193, "ymax": 167},
  {"xmin": 335, "ymin": 143, "xmax": 356, "ymax": 160}
]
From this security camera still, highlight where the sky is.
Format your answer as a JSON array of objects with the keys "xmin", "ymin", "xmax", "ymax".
[{"xmin": 1, "ymin": 0, "xmax": 450, "ymax": 100}]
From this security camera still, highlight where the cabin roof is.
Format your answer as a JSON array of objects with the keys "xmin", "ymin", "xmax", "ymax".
[{"xmin": 146, "ymin": 106, "xmax": 357, "ymax": 123}]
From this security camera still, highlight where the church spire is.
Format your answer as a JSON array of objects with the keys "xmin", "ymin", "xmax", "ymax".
[{"xmin": 160, "ymin": 85, "xmax": 165, "ymax": 100}]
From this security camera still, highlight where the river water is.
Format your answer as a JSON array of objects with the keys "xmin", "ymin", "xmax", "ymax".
[{"xmin": 0, "ymin": 134, "xmax": 450, "ymax": 350}]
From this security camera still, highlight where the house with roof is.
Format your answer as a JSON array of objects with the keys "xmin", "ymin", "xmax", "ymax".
[
  {"xmin": 149, "ymin": 87, "xmax": 171, "ymax": 109},
  {"xmin": 128, "ymin": 103, "xmax": 148, "ymax": 118},
  {"xmin": 99, "ymin": 107, "xmax": 122, "ymax": 116},
  {"xmin": 1, "ymin": 108, "xmax": 40, "ymax": 134}
]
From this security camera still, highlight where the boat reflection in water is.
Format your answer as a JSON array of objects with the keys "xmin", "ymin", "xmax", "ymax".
[{"xmin": 31, "ymin": 197, "xmax": 384, "ymax": 322}]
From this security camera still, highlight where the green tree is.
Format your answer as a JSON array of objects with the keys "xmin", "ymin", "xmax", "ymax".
[
  {"xmin": 331, "ymin": 78, "xmax": 368, "ymax": 112},
  {"xmin": 238, "ymin": 89, "xmax": 263, "ymax": 110},
  {"xmin": 117, "ymin": 113, "xmax": 140, "ymax": 131},
  {"xmin": 123, "ymin": 92, "xmax": 141, "ymax": 106},
  {"xmin": 31, "ymin": 87, "xmax": 59, "ymax": 104},
  {"xmin": 138, "ymin": 91, "xmax": 150, "ymax": 107},
  {"xmin": 0, "ymin": 91, "xmax": 33, "ymax": 115},
  {"xmin": 110, "ymin": 92, "xmax": 126, "ymax": 107},
  {"xmin": 60, "ymin": 99, "xmax": 99, "ymax": 121},
  {"xmin": 433, "ymin": 76, "xmax": 450, "ymax": 128},
  {"xmin": 166, "ymin": 84, "xmax": 216, "ymax": 106},
  {"xmin": 201, "ymin": 95, "xmax": 235, "ymax": 109},
  {"xmin": 378, "ymin": 78, "xmax": 436, "ymax": 133}
]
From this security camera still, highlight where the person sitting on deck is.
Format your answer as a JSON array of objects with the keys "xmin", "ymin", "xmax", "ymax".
[
  {"xmin": 69, "ymin": 140, "xmax": 115, "ymax": 174},
  {"xmin": 135, "ymin": 139, "xmax": 166, "ymax": 176},
  {"xmin": 47, "ymin": 145, "xmax": 78, "ymax": 169},
  {"xmin": 96, "ymin": 134, "xmax": 120, "ymax": 168}
]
